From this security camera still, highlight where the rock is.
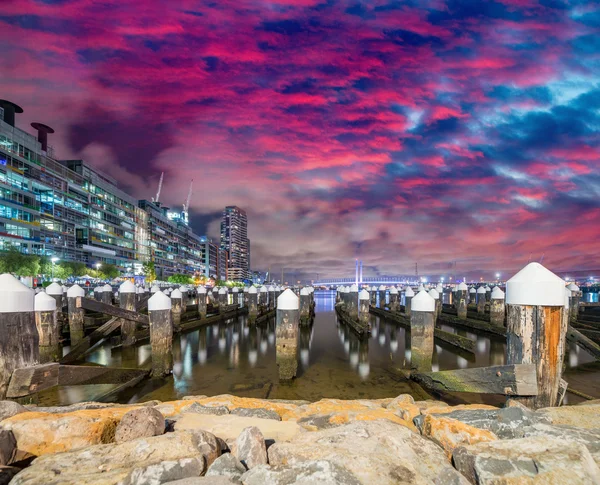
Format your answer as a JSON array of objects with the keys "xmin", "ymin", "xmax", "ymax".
[
  {"xmin": 268, "ymin": 420, "xmax": 458, "ymax": 484},
  {"xmin": 235, "ymin": 426, "xmax": 267, "ymax": 470},
  {"xmin": 387, "ymin": 394, "xmax": 415, "ymax": 408},
  {"xmin": 0, "ymin": 466, "xmax": 20, "ymax": 485},
  {"xmin": 174, "ymin": 413, "xmax": 301, "ymax": 442},
  {"xmin": 181, "ymin": 402, "xmax": 229, "ymax": 416},
  {"xmin": 182, "ymin": 395, "xmax": 208, "ymax": 401},
  {"xmin": 11, "ymin": 429, "xmax": 220, "ymax": 485},
  {"xmin": 114, "ymin": 407, "xmax": 165, "ymax": 443},
  {"xmin": 241, "ymin": 460, "xmax": 362, "ymax": 484},
  {"xmin": 420, "ymin": 404, "xmax": 497, "ymax": 416},
  {"xmin": 434, "ymin": 468, "xmax": 471, "ymax": 485},
  {"xmin": 453, "ymin": 436, "xmax": 600, "ymax": 484},
  {"xmin": 413, "ymin": 400, "xmax": 449, "ymax": 413},
  {"xmin": 538, "ymin": 404, "xmax": 600, "ymax": 429},
  {"xmin": 0, "ymin": 430, "xmax": 15, "ymax": 466},
  {"xmin": 230, "ymin": 407, "xmax": 281, "ymax": 421},
  {"xmin": 163, "ymin": 478, "xmax": 237, "ymax": 484},
  {"xmin": 206, "ymin": 453, "xmax": 246, "ymax": 482},
  {"xmin": 576, "ymin": 399, "xmax": 600, "ymax": 406},
  {"xmin": 173, "ymin": 395, "xmax": 300, "ymax": 420},
  {"xmin": 25, "ymin": 401, "xmax": 160, "ymax": 414},
  {"xmin": 414, "ymin": 406, "xmax": 551, "ymax": 439},
  {"xmin": 0, "ymin": 402, "xmax": 27, "ymax": 423},
  {"xmin": 421, "ymin": 414, "xmax": 497, "ymax": 459},
  {"xmin": 297, "ymin": 409, "xmax": 415, "ymax": 432}
]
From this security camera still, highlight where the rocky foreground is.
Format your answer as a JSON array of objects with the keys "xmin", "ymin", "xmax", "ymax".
[{"xmin": 0, "ymin": 395, "xmax": 599, "ymax": 484}]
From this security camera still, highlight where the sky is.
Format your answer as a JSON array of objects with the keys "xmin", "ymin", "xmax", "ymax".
[{"xmin": 0, "ymin": 0, "xmax": 598, "ymax": 281}]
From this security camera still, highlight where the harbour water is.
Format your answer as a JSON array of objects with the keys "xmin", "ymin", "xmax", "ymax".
[{"xmin": 41, "ymin": 290, "xmax": 599, "ymax": 406}]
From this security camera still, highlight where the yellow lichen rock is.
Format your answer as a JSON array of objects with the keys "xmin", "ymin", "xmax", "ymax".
[
  {"xmin": 421, "ymin": 403, "xmax": 497, "ymax": 416},
  {"xmin": 422, "ymin": 414, "xmax": 498, "ymax": 459}
]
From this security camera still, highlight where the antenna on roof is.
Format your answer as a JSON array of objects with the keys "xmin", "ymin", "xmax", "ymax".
[{"xmin": 151, "ymin": 172, "xmax": 164, "ymax": 203}]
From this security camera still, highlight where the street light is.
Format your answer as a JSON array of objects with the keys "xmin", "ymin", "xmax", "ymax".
[{"xmin": 51, "ymin": 257, "xmax": 59, "ymax": 279}]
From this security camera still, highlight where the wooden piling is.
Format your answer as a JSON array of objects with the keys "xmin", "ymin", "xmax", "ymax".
[
  {"xmin": 485, "ymin": 286, "xmax": 491, "ymax": 302},
  {"xmin": 410, "ymin": 290, "xmax": 435, "ymax": 372},
  {"xmin": 148, "ymin": 291, "xmax": 173, "ymax": 377},
  {"xmin": 359, "ymin": 289, "xmax": 370, "ymax": 328},
  {"xmin": 119, "ymin": 280, "xmax": 137, "ymax": 346},
  {"xmin": 567, "ymin": 283, "xmax": 580, "ymax": 323},
  {"xmin": 469, "ymin": 287, "xmax": 476, "ymax": 306},
  {"xmin": 268, "ymin": 286, "xmax": 276, "ymax": 311},
  {"xmin": 378, "ymin": 285, "xmax": 386, "ymax": 309},
  {"xmin": 404, "ymin": 286, "xmax": 414, "ymax": 317},
  {"xmin": 299, "ymin": 287, "xmax": 311, "ymax": 324},
  {"xmin": 67, "ymin": 284, "xmax": 85, "ymax": 346},
  {"xmin": 0, "ymin": 274, "xmax": 38, "ymax": 399},
  {"xmin": 198, "ymin": 286, "xmax": 207, "ymax": 318},
  {"xmin": 389, "ymin": 286, "xmax": 399, "ymax": 312},
  {"xmin": 259, "ymin": 286, "xmax": 268, "ymax": 309},
  {"xmin": 170, "ymin": 288, "xmax": 183, "ymax": 331},
  {"xmin": 34, "ymin": 292, "xmax": 60, "ymax": 363},
  {"xmin": 101, "ymin": 284, "xmax": 112, "ymax": 305},
  {"xmin": 46, "ymin": 282, "xmax": 63, "ymax": 312},
  {"xmin": 276, "ymin": 289, "xmax": 300, "ymax": 380},
  {"xmin": 476, "ymin": 287, "xmax": 486, "ymax": 314},
  {"xmin": 348, "ymin": 284, "xmax": 359, "ymax": 321},
  {"xmin": 457, "ymin": 282, "xmax": 468, "ymax": 320},
  {"xmin": 490, "ymin": 287, "xmax": 505, "ymax": 326},
  {"xmin": 248, "ymin": 286, "xmax": 258, "ymax": 323},
  {"xmin": 505, "ymin": 262, "xmax": 568, "ymax": 409},
  {"xmin": 370, "ymin": 286, "xmax": 377, "ymax": 306},
  {"xmin": 429, "ymin": 288, "xmax": 440, "ymax": 321}
]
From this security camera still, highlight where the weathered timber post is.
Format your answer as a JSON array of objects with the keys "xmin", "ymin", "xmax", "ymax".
[
  {"xmin": 136, "ymin": 285, "xmax": 144, "ymax": 302},
  {"xmin": 359, "ymin": 289, "xmax": 370, "ymax": 329},
  {"xmin": 35, "ymin": 291, "xmax": 60, "ymax": 363},
  {"xmin": 197, "ymin": 286, "xmax": 207, "ymax": 318},
  {"xmin": 299, "ymin": 287, "xmax": 311, "ymax": 324},
  {"xmin": 276, "ymin": 289, "xmax": 300, "ymax": 381},
  {"xmin": 404, "ymin": 286, "xmax": 415, "ymax": 318},
  {"xmin": 230, "ymin": 287, "xmax": 238, "ymax": 308},
  {"xmin": 151, "ymin": 285, "xmax": 160, "ymax": 294},
  {"xmin": 0, "ymin": 274, "xmax": 38, "ymax": 399},
  {"xmin": 485, "ymin": 285, "xmax": 491, "ymax": 302},
  {"xmin": 506, "ymin": 262, "xmax": 568, "ymax": 409},
  {"xmin": 335, "ymin": 287, "xmax": 341, "ymax": 304},
  {"xmin": 148, "ymin": 291, "xmax": 173, "ymax": 377},
  {"xmin": 46, "ymin": 282, "xmax": 63, "ymax": 312},
  {"xmin": 378, "ymin": 285, "xmax": 386, "ymax": 309},
  {"xmin": 348, "ymin": 284, "xmax": 359, "ymax": 321},
  {"xmin": 243, "ymin": 286, "xmax": 249, "ymax": 308},
  {"xmin": 268, "ymin": 286, "xmax": 276, "ymax": 311},
  {"xmin": 170, "ymin": 288, "xmax": 183, "ymax": 331},
  {"xmin": 248, "ymin": 286, "xmax": 258, "ymax": 323},
  {"xmin": 370, "ymin": 286, "xmax": 377, "ymax": 306},
  {"xmin": 119, "ymin": 280, "xmax": 137, "ymax": 346},
  {"xmin": 428, "ymin": 288, "xmax": 440, "ymax": 321},
  {"xmin": 477, "ymin": 286, "xmax": 486, "ymax": 314},
  {"xmin": 567, "ymin": 283, "xmax": 580, "ymax": 323},
  {"xmin": 469, "ymin": 287, "xmax": 476, "ymax": 306},
  {"xmin": 457, "ymin": 282, "xmax": 468, "ymax": 320},
  {"xmin": 490, "ymin": 287, "xmax": 505, "ymax": 326},
  {"xmin": 389, "ymin": 286, "xmax": 399, "ymax": 312},
  {"xmin": 218, "ymin": 287, "xmax": 228, "ymax": 309},
  {"xmin": 179, "ymin": 285, "xmax": 189, "ymax": 311},
  {"xmin": 259, "ymin": 286, "xmax": 268, "ymax": 310},
  {"xmin": 101, "ymin": 284, "xmax": 112, "ymax": 305},
  {"xmin": 410, "ymin": 290, "xmax": 436, "ymax": 373},
  {"xmin": 67, "ymin": 284, "xmax": 85, "ymax": 345}
]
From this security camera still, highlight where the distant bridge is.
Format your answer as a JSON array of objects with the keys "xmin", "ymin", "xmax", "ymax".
[{"xmin": 313, "ymin": 277, "xmax": 425, "ymax": 287}]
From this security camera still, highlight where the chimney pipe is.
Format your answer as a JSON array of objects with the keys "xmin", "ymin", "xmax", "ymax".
[
  {"xmin": 0, "ymin": 100, "xmax": 24, "ymax": 127},
  {"xmin": 30, "ymin": 123, "xmax": 55, "ymax": 152}
]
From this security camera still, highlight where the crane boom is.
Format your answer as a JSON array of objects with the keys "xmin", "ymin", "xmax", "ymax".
[
  {"xmin": 183, "ymin": 180, "xmax": 193, "ymax": 212},
  {"xmin": 153, "ymin": 172, "xmax": 164, "ymax": 203}
]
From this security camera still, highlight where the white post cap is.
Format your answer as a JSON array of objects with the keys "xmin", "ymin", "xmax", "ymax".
[
  {"xmin": 179, "ymin": 285, "xmax": 188, "ymax": 292},
  {"xmin": 300, "ymin": 287, "xmax": 310, "ymax": 296},
  {"xmin": 103, "ymin": 284, "xmax": 112, "ymax": 292},
  {"xmin": 378, "ymin": 285, "xmax": 386, "ymax": 290},
  {"xmin": 219, "ymin": 287, "xmax": 228, "ymax": 294},
  {"xmin": 67, "ymin": 284, "xmax": 85, "ymax": 298},
  {"xmin": 198, "ymin": 286, "xmax": 207, "ymax": 294},
  {"xmin": 417, "ymin": 284, "xmax": 424, "ymax": 291},
  {"xmin": 136, "ymin": 286, "xmax": 145, "ymax": 294},
  {"xmin": 389, "ymin": 287, "xmax": 398, "ymax": 294},
  {"xmin": 477, "ymin": 287, "xmax": 486, "ymax": 294},
  {"xmin": 0, "ymin": 274, "xmax": 34, "ymax": 313},
  {"xmin": 370, "ymin": 286, "xmax": 377, "ymax": 291},
  {"xmin": 485, "ymin": 286, "xmax": 491, "ymax": 291},
  {"xmin": 405, "ymin": 287, "xmax": 415, "ymax": 297},
  {"xmin": 277, "ymin": 288, "xmax": 299, "ymax": 310},
  {"xmin": 567, "ymin": 283, "xmax": 580, "ymax": 292},
  {"xmin": 243, "ymin": 287, "xmax": 249, "ymax": 292},
  {"xmin": 411, "ymin": 290, "xmax": 435, "ymax": 312},
  {"xmin": 46, "ymin": 282, "xmax": 63, "ymax": 296},
  {"xmin": 268, "ymin": 286, "xmax": 275, "ymax": 291},
  {"xmin": 458, "ymin": 282, "xmax": 468, "ymax": 291},
  {"xmin": 248, "ymin": 286, "xmax": 258, "ymax": 294},
  {"xmin": 171, "ymin": 288, "xmax": 182, "ymax": 299},
  {"xmin": 35, "ymin": 291, "xmax": 57, "ymax": 312},
  {"xmin": 470, "ymin": 288, "xmax": 477, "ymax": 293},
  {"xmin": 148, "ymin": 290, "xmax": 172, "ymax": 311},
  {"xmin": 359, "ymin": 289, "xmax": 370, "ymax": 300},
  {"xmin": 151, "ymin": 286, "xmax": 160, "ymax": 293},
  {"xmin": 491, "ymin": 287, "xmax": 505, "ymax": 299},
  {"xmin": 62, "ymin": 285, "xmax": 68, "ymax": 292},
  {"xmin": 349, "ymin": 284, "xmax": 358, "ymax": 292},
  {"xmin": 505, "ymin": 262, "xmax": 565, "ymax": 306},
  {"xmin": 119, "ymin": 280, "xmax": 136, "ymax": 294},
  {"xmin": 428, "ymin": 288, "xmax": 439, "ymax": 299},
  {"xmin": 259, "ymin": 286, "xmax": 268, "ymax": 293},
  {"xmin": 232, "ymin": 287, "xmax": 239, "ymax": 293}
]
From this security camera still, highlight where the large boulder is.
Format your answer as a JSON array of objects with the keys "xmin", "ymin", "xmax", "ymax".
[
  {"xmin": 537, "ymin": 403, "xmax": 600, "ymax": 429},
  {"xmin": 267, "ymin": 419, "xmax": 460, "ymax": 484},
  {"xmin": 0, "ymin": 402, "xmax": 27, "ymax": 422},
  {"xmin": 234, "ymin": 427, "xmax": 267, "ymax": 470},
  {"xmin": 180, "ymin": 403, "xmax": 230, "ymax": 416},
  {"xmin": 0, "ymin": 430, "xmax": 16, "ymax": 465},
  {"xmin": 174, "ymin": 413, "xmax": 301, "ymax": 442},
  {"xmin": 205, "ymin": 453, "xmax": 246, "ymax": 482},
  {"xmin": 114, "ymin": 407, "xmax": 165, "ymax": 443},
  {"xmin": 453, "ymin": 436, "xmax": 600, "ymax": 484},
  {"xmin": 230, "ymin": 407, "xmax": 280, "ymax": 421},
  {"xmin": 241, "ymin": 460, "xmax": 362, "ymax": 485},
  {"xmin": 11, "ymin": 429, "xmax": 220, "ymax": 485}
]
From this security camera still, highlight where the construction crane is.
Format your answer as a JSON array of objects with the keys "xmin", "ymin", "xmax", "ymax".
[
  {"xmin": 182, "ymin": 180, "xmax": 193, "ymax": 224},
  {"xmin": 151, "ymin": 172, "xmax": 164, "ymax": 204}
]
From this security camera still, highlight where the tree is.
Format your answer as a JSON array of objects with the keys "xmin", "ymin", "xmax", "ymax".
[
  {"xmin": 142, "ymin": 261, "xmax": 156, "ymax": 284},
  {"xmin": 168, "ymin": 273, "xmax": 193, "ymax": 284},
  {"xmin": 98, "ymin": 263, "xmax": 120, "ymax": 280},
  {"xmin": 0, "ymin": 246, "xmax": 40, "ymax": 277},
  {"xmin": 54, "ymin": 261, "xmax": 87, "ymax": 280}
]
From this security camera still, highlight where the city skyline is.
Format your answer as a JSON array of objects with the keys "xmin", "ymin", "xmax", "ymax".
[{"xmin": 0, "ymin": 1, "xmax": 598, "ymax": 281}]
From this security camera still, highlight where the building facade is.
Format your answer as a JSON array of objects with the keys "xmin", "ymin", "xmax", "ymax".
[
  {"xmin": 0, "ymin": 100, "xmax": 209, "ymax": 279},
  {"xmin": 219, "ymin": 206, "xmax": 250, "ymax": 281}
]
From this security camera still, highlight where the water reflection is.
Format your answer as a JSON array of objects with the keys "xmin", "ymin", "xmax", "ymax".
[{"xmin": 73, "ymin": 290, "xmax": 599, "ymax": 405}]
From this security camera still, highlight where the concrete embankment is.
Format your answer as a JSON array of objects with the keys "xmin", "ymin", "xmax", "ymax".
[{"xmin": 1, "ymin": 394, "xmax": 600, "ymax": 484}]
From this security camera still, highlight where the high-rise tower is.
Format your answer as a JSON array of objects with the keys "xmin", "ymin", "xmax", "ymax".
[{"xmin": 220, "ymin": 206, "xmax": 250, "ymax": 281}]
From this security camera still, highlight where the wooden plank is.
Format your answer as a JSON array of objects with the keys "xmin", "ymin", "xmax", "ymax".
[
  {"xmin": 76, "ymin": 297, "xmax": 149, "ymax": 324},
  {"xmin": 336, "ymin": 304, "xmax": 369, "ymax": 337},
  {"xmin": 60, "ymin": 317, "xmax": 121, "ymax": 364},
  {"xmin": 6, "ymin": 363, "xmax": 60, "ymax": 398},
  {"xmin": 437, "ymin": 312, "xmax": 506, "ymax": 337},
  {"xmin": 94, "ymin": 370, "xmax": 150, "ymax": 403},
  {"xmin": 58, "ymin": 365, "xmax": 148, "ymax": 386},
  {"xmin": 411, "ymin": 364, "xmax": 538, "ymax": 396},
  {"xmin": 566, "ymin": 326, "xmax": 600, "ymax": 360}
]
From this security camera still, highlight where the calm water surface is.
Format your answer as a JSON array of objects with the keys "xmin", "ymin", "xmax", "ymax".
[{"xmin": 44, "ymin": 290, "xmax": 599, "ymax": 406}]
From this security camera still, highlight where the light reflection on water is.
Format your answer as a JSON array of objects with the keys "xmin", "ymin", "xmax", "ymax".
[{"xmin": 53, "ymin": 290, "xmax": 597, "ymax": 405}]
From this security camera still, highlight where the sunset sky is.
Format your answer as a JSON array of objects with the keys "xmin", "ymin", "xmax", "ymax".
[{"xmin": 0, "ymin": 0, "xmax": 598, "ymax": 280}]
